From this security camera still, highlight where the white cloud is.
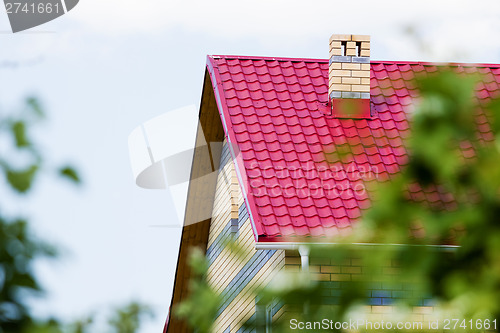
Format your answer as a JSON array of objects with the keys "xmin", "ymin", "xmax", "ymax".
[
  {"xmin": 64, "ymin": 0, "xmax": 500, "ymax": 63},
  {"xmin": 68, "ymin": 0, "xmax": 499, "ymax": 36},
  {"xmin": 4, "ymin": 0, "xmax": 500, "ymax": 63}
]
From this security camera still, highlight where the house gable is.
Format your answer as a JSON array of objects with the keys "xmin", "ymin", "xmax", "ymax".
[{"xmin": 166, "ymin": 54, "xmax": 500, "ymax": 332}]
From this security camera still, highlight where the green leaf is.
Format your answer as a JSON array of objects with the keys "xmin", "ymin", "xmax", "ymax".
[
  {"xmin": 6, "ymin": 165, "xmax": 38, "ymax": 193},
  {"xmin": 26, "ymin": 97, "xmax": 45, "ymax": 118},
  {"xmin": 71, "ymin": 316, "xmax": 94, "ymax": 333},
  {"xmin": 14, "ymin": 273, "xmax": 39, "ymax": 290},
  {"xmin": 108, "ymin": 301, "xmax": 154, "ymax": 333},
  {"xmin": 58, "ymin": 166, "xmax": 80, "ymax": 184},
  {"xmin": 22, "ymin": 319, "xmax": 64, "ymax": 333},
  {"xmin": 11, "ymin": 121, "xmax": 31, "ymax": 148}
]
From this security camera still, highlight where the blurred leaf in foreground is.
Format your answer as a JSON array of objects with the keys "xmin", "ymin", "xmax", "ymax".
[
  {"xmin": 6, "ymin": 165, "xmax": 39, "ymax": 193},
  {"xmin": 108, "ymin": 302, "xmax": 154, "ymax": 333},
  {"xmin": 59, "ymin": 166, "xmax": 81, "ymax": 184}
]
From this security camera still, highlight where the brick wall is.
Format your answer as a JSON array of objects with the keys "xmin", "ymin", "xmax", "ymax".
[{"xmin": 282, "ymin": 249, "xmax": 435, "ymax": 326}]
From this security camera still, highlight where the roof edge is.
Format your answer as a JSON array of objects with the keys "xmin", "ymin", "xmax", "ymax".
[
  {"xmin": 206, "ymin": 56, "xmax": 265, "ymax": 241},
  {"xmin": 255, "ymin": 241, "xmax": 460, "ymax": 251}
]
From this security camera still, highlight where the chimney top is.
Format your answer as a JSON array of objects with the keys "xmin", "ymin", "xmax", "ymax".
[{"xmin": 329, "ymin": 34, "xmax": 371, "ymax": 118}]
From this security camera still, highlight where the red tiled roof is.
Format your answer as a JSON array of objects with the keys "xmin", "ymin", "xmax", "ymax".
[{"xmin": 206, "ymin": 55, "xmax": 500, "ymax": 242}]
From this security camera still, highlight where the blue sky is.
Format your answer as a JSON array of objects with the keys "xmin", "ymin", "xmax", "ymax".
[{"xmin": 1, "ymin": 1, "xmax": 500, "ymax": 332}]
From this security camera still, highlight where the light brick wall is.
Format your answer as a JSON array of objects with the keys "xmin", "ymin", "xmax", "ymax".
[
  {"xmin": 281, "ymin": 249, "xmax": 436, "ymax": 328},
  {"xmin": 329, "ymin": 34, "xmax": 371, "ymax": 100}
]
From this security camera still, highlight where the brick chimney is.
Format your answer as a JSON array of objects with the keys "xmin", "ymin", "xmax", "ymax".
[{"xmin": 328, "ymin": 34, "xmax": 371, "ymax": 118}]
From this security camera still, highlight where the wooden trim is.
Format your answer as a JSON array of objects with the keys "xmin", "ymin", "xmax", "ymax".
[{"xmin": 166, "ymin": 69, "xmax": 226, "ymax": 333}]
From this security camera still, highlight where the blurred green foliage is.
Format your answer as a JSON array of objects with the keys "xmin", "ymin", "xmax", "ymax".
[
  {"xmin": 0, "ymin": 97, "xmax": 79, "ymax": 332},
  {"xmin": 361, "ymin": 69, "xmax": 500, "ymax": 324},
  {"xmin": 107, "ymin": 302, "xmax": 155, "ymax": 333},
  {"xmin": 0, "ymin": 98, "xmax": 151, "ymax": 333},
  {"xmin": 176, "ymin": 70, "xmax": 500, "ymax": 332}
]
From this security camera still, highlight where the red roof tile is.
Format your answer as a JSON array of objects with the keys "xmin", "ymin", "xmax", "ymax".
[{"xmin": 206, "ymin": 55, "xmax": 500, "ymax": 242}]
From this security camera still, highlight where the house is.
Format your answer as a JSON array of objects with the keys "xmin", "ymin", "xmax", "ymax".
[{"xmin": 161, "ymin": 34, "xmax": 499, "ymax": 332}]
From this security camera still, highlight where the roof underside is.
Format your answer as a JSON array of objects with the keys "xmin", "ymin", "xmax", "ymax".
[{"xmin": 206, "ymin": 55, "xmax": 500, "ymax": 242}]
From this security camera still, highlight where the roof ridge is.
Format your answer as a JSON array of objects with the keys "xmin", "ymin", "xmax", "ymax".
[
  {"xmin": 209, "ymin": 55, "xmax": 500, "ymax": 68},
  {"xmin": 373, "ymin": 60, "xmax": 500, "ymax": 68},
  {"xmin": 209, "ymin": 54, "xmax": 327, "ymax": 63}
]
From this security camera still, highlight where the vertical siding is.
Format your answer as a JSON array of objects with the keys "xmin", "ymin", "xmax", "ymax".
[{"xmin": 206, "ymin": 140, "xmax": 284, "ymax": 332}]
